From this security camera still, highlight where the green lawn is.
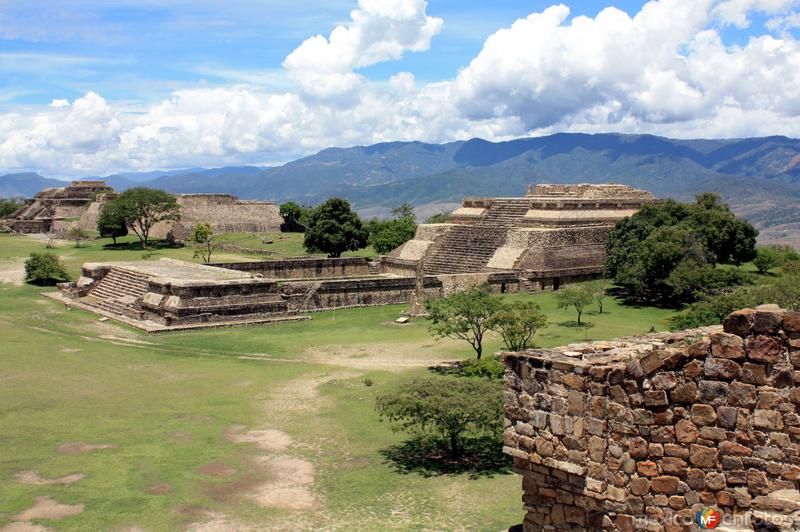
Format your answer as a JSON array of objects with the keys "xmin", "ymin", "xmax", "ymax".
[
  {"xmin": 0, "ymin": 233, "xmax": 676, "ymax": 530},
  {"xmin": 217, "ymin": 231, "xmax": 378, "ymax": 259}
]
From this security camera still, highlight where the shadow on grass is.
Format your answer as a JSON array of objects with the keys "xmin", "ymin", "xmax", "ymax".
[
  {"xmin": 427, "ymin": 358, "xmax": 505, "ymax": 380},
  {"xmin": 379, "ymin": 435, "xmax": 510, "ymax": 479},
  {"xmin": 557, "ymin": 320, "xmax": 594, "ymax": 328},
  {"xmin": 102, "ymin": 239, "xmax": 183, "ymax": 251}
]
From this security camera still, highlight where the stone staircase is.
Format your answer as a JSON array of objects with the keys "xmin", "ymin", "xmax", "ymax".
[
  {"xmin": 421, "ymin": 199, "xmax": 530, "ymax": 275},
  {"xmin": 88, "ymin": 267, "xmax": 151, "ymax": 317},
  {"xmin": 476, "ymin": 199, "xmax": 530, "ymax": 227},
  {"xmin": 422, "ymin": 225, "xmax": 508, "ymax": 274}
]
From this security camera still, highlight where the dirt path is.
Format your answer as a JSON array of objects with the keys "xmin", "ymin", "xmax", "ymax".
[
  {"xmin": 302, "ymin": 342, "xmax": 457, "ymax": 371},
  {"xmin": 0, "ymin": 259, "xmax": 24, "ymax": 285},
  {"xmin": 14, "ymin": 496, "xmax": 84, "ymax": 521}
]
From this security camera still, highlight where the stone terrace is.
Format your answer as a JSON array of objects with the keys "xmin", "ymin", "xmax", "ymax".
[{"xmin": 503, "ymin": 306, "xmax": 800, "ymax": 531}]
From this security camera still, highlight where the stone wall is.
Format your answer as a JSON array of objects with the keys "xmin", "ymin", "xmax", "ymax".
[
  {"xmin": 212, "ymin": 257, "xmax": 372, "ymax": 279},
  {"xmin": 503, "ymin": 306, "xmax": 800, "ymax": 531},
  {"xmin": 150, "ymin": 194, "xmax": 282, "ymax": 239}
]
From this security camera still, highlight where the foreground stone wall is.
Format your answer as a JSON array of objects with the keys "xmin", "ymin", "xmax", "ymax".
[{"xmin": 503, "ymin": 307, "xmax": 800, "ymax": 531}]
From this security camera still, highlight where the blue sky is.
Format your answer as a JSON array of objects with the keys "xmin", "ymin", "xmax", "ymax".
[{"xmin": 1, "ymin": 0, "xmax": 799, "ymax": 176}]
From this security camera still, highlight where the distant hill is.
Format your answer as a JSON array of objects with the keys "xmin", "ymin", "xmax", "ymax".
[
  {"xmin": 3, "ymin": 133, "xmax": 800, "ymax": 247},
  {"xmin": 0, "ymin": 173, "xmax": 67, "ymax": 198}
]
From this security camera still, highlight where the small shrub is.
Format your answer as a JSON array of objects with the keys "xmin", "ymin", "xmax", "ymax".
[
  {"xmin": 24, "ymin": 252, "xmax": 69, "ymax": 285},
  {"xmin": 363, "ymin": 378, "xmax": 374, "ymax": 387},
  {"xmin": 458, "ymin": 356, "xmax": 506, "ymax": 379}
]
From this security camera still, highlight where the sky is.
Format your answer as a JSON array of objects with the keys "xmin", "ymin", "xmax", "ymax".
[{"xmin": 0, "ymin": 0, "xmax": 799, "ymax": 178}]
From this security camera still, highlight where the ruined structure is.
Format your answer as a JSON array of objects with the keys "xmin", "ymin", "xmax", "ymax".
[
  {"xmin": 150, "ymin": 194, "xmax": 282, "ymax": 239},
  {"xmin": 503, "ymin": 306, "xmax": 800, "ymax": 531},
  {"xmin": 5, "ymin": 180, "xmax": 114, "ymax": 234},
  {"xmin": 3, "ymin": 183, "xmax": 282, "ymax": 237},
  {"xmin": 385, "ymin": 184, "xmax": 654, "ymax": 288},
  {"xmin": 48, "ymin": 183, "xmax": 658, "ymax": 331}
]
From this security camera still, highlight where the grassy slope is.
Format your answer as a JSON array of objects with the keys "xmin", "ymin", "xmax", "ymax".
[{"xmin": 0, "ymin": 233, "xmax": 675, "ymax": 530}]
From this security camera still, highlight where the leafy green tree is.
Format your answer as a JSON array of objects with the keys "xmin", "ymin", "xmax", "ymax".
[
  {"xmin": 112, "ymin": 188, "xmax": 180, "ymax": 248},
  {"xmin": 303, "ymin": 198, "xmax": 368, "ymax": 258},
  {"xmin": 488, "ymin": 300, "xmax": 547, "ymax": 351},
  {"xmin": 97, "ymin": 202, "xmax": 128, "ymax": 244},
  {"xmin": 555, "ymin": 285, "xmax": 593, "ymax": 325},
  {"xmin": 0, "ymin": 197, "xmax": 24, "ymax": 218},
  {"xmin": 66, "ymin": 227, "xmax": 89, "ymax": 248},
  {"xmin": 425, "ymin": 284, "xmax": 503, "ymax": 359},
  {"xmin": 375, "ymin": 377, "xmax": 503, "ymax": 458},
  {"xmin": 368, "ymin": 204, "xmax": 417, "ymax": 254},
  {"xmin": 585, "ymin": 279, "xmax": 611, "ymax": 313},
  {"xmin": 753, "ymin": 246, "xmax": 784, "ymax": 274},
  {"xmin": 191, "ymin": 222, "xmax": 217, "ymax": 263},
  {"xmin": 605, "ymin": 194, "xmax": 757, "ymax": 302},
  {"xmin": 24, "ymin": 252, "xmax": 69, "ymax": 285},
  {"xmin": 425, "ymin": 212, "xmax": 451, "ymax": 224},
  {"xmin": 279, "ymin": 201, "xmax": 312, "ymax": 232}
]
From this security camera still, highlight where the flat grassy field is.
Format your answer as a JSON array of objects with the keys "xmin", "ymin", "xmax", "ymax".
[
  {"xmin": 0, "ymin": 233, "xmax": 675, "ymax": 531},
  {"xmin": 217, "ymin": 231, "xmax": 377, "ymax": 259}
]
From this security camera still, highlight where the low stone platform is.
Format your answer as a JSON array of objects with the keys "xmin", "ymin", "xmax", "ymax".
[{"xmin": 57, "ymin": 258, "xmax": 304, "ymax": 331}]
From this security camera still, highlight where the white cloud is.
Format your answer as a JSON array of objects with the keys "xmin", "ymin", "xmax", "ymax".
[
  {"xmin": 1, "ymin": 0, "xmax": 800, "ymax": 178},
  {"xmin": 714, "ymin": 0, "xmax": 798, "ymax": 28},
  {"xmin": 282, "ymin": 0, "xmax": 442, "ymax": 98}
]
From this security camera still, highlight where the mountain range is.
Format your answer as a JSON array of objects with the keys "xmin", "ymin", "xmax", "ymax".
[{"xmin": 2, "ymin": 133, "xmax": 799, "ymax": 247}]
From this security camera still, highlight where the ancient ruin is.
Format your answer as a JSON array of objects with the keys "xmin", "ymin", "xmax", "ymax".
[
  {"xmin": 45, "ymin": 183, "xmax": 658, "ymax": 331},
  {"xmin": 3, "ymin": 181, "xmax": 282, "ymax": 237},
  {"xmin": 502, "ymin": 306, "xmax": 800, "ymax": 531},
  {"xmin": 5, "ymin": 180, "xmax": 114, "ymax": 234},
  {"xmin": 386, "ymin": 184, "xmax": 654, "ymax": 287}
]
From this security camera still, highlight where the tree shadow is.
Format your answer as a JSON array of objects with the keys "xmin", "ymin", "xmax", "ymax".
[
  {"xmin": 102, "ymin": 239, "xmax": 183, "ymax": 250},
  {"xmin": 379, "ymin": 435, "xmax": 510, "ymax": 479},
  {"xmin": 557, "ymin": 320, "xmax": 594, "ymax": 328}
]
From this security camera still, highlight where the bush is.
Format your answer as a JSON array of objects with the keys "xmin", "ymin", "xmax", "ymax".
[
  {"xmin": 753, "ymin": 246, "xmax": 784, "ymax": 274},
  {"xmin": 458, "ymin": 356, "xmax": 506, "ymax": 379},
  {"xmin": 303, "ymin": 198, "xmax": 368, "ymax": 257},
  {"xmin": 375, "ymin": 376, "xmax": 503, "ymax": 458},
  {"xmin": 488, "ymin": 300, "xmax": 547, "ymax": 351},
  {"xmin": 24, "ymin": 252, "xmax": 69, "ymax": 285}
]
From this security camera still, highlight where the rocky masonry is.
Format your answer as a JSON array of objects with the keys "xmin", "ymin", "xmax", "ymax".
[
  {"xmin": 502, "ymin": 306, "xmax": 800, "ymax": 531},
  {"xmin": 386, "ymin": 184, "xmax": 655, "ymax": 288}
]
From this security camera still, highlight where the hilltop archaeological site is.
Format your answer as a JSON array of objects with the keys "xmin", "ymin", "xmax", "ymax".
[{"xmin": 16, "ymin": 182, "xmax": 657, "ymax": 331}]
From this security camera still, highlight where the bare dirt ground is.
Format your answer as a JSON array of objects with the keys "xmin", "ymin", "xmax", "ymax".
[
  {"xmin": 147, "ymin": 484, "xmax": 172, "ymax": 495},
  {"xmin": 14, "ymin": 497, "xmax": 84, "ymax": 521},
  {"xmin": 56, "ymin": 442, "xmax": 117, "ymax": 454},
  {"xmin": 196, "ymin": 462, "xmax": 236, "ymax": 477},
  {"xmin": 302, "ymin": 342, "xmax": 455, "ymax": 371},
  {"xmin": 13, "ymin": 471, "xmax": 85, "ymax": 486},
  {"xmin": 0, "ymin": 259, "xmax": 24, "ymax": 285},
  {"xmin": 224, "ymin": 426, "xmax": 293, "ymax": 453}
]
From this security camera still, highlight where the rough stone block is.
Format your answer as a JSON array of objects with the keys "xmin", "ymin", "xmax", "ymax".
[
  {"xmin": 689, "ymin": 444, "xmax": 718, "ymax": 468},
  {"xmin": 671, "ymin": 382, "xmax": 699, "ymax": 404},
  {"xmin": 651, "ymin": 476, "xmax": 680, "ymax": 494},
  {"xmin": 690, "ymin": 404, "xmax": 717, "ymax": 426},
  {"xmin": 746, "ymin": 335, "xmax": 785, "ymax": 364},
  {"xmin": 742, "ymin": 363, "xmax": 768, "ymax": 385},
  {"xmin": 711, "ymin": 332, "xmax": 745, "ymax": 359},
  {"xmin": 705, "ymin": 357, "xmax": 743, "ymax": 380},
  {"xmin": 727, "ymin": 381, "xmax": 757, "ymax": 408},
  {"xmin": 724, "ymin": 309, "xmax": 755, "ymax": 337}
]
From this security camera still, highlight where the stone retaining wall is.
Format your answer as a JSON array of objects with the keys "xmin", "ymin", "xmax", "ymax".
[
  {"xmin": 212, "ymin": 257, "xmax": 372, "ymax": 279},
  {"xmin": 503, "ymin": 306, "xmax": 800, "ymax": 531}
]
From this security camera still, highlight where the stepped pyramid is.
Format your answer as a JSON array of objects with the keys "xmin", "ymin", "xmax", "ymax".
[{"xmin": 386, "ymin": 183, "xmax": 655, "ymax": 282}]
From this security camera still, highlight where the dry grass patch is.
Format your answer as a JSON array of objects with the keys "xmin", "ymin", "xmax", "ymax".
[
  {"xmin": 13, "ymin": 471, "xmax": 85, "ymax": 486},
  {"xmin": 56, "ymin": 442, "xmax": 117, "ymax": 454},
  {"xmin": 14, "ymin": 496, "xmax": 84, "ymax": 521}
]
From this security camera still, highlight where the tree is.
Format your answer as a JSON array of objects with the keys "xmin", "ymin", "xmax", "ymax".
[
  {"xmin": 191, "ymin": 222, "xmax": 217, "ymax": 263},
  {"xmin": 488, "ymin": 300, "xmax": 547, "ymax": 351},
  {"xmin": 753, "ymin": 246, "xmax": 784, "ymax": 274},
  {"xmin": 66, "ymin": 227, "xmax": 89, "ymax": 248},
  {"xmin": 375, "ymin": 377, "xmax": 503, "ymax": 458},
  {"xmin": 425, "ymin": 212, "xmax": 451, "ymax": 224},
  {"xmin": 112, "ymin": 188, "xmax": 180, "ymax": 249},
  {"xmin": 279, "ymin": 201, "xmax": 311, "ymax": 232},
  {"xmin": 24, "ymin": 252, "xmax": 69, "ymax": 285},
  {"xmin": 555, "ymin": 285, "xmax": 593, "ymax": 325},
  {"xmin": 97, "ymin": 202, "xmax": 128, "ymax": 244},
  {"xmin": 586, "ymin": 279, "xmax": 611, "ymax": 313},
  {"xmin": 425, "ymin": 284, "xmax": 503, "ymax": 359},
  {"xmin": 605, "ymin": 194, "xmax": 758, "ymax": 303},
  {"xmin": 303, "ymin": 198, "xmax": 368, "ymax": 258},
  {"xmin": 368, "ymin": 204, "xmax": 417, "ymax": 254},
  {"xmin": 0, "ymin": 197, "xmax": 24, "ymax": 218}
]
